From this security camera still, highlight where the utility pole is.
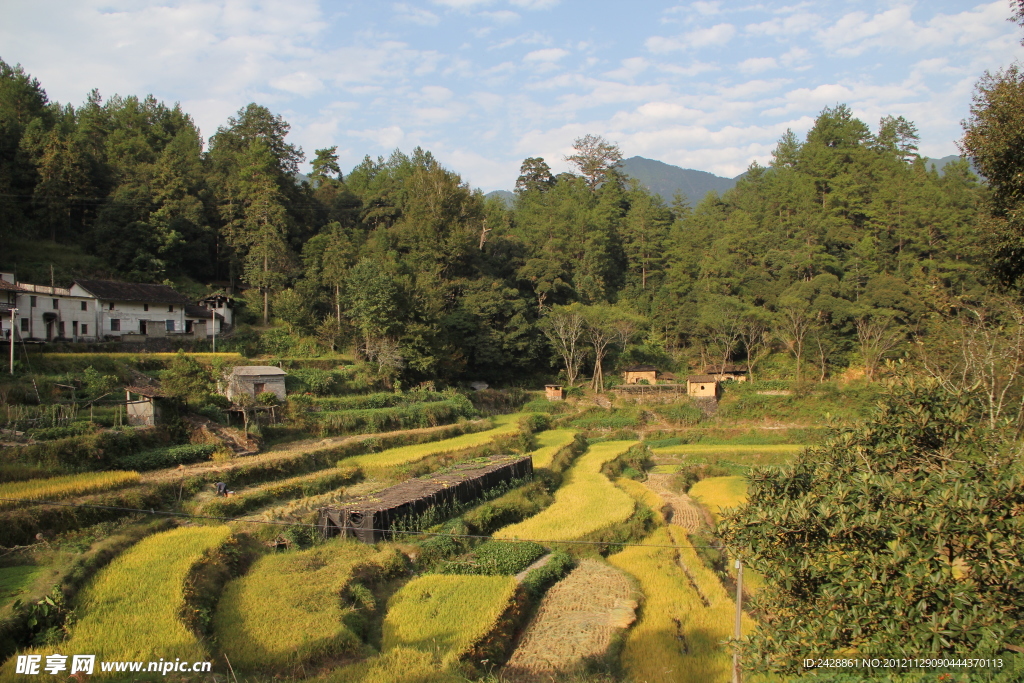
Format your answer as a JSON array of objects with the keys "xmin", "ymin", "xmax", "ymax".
[
  {"xmin": 9, "ymin": 308, "xmax": 17, "ymax": 375},
  {"xmin": 212, "ymin": 310, "xmax": 216, "ymax": 353},
  {"xmin": 733, "ymin": 558, "xmax": 744, "ymax": 683}
]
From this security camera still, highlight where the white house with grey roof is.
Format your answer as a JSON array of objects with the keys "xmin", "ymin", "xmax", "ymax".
[{"xmin": 224, "ymin": 366, "xmax": 288, "ymax": 402}]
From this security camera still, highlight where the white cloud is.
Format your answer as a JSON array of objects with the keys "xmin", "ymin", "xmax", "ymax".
[
  {"xmin": 691, "ymin": 1, "xmax": 721, "ymax": 16},
  {"xmin": 349, "ymin": 125, "xmax": 405, "ymax": 149},
  {"xmin": 431, "ymin": 0, "xmax": 492, "ymax": 8},
  {"xmin": 523, "ymin": 48, "xmax": 569, "ymax": 62},
  {"xmin": 480, "ymin": 10, "xmax": 519, "ymax": 23},
  {"xmin": 509, "ymin": 0, "xmax": 559, "ymax": 9},
  {"xmin": 746, "ymin": 11, "xmax": 821, "ymax": 37},
  {"xmin": 420, "ymin": 85, "xmax": 454, "ymax": 102},
  {"xmin": 646, "ymin": 23, "xmax": 735, "ymax": 53},
  {"xmin": 779, "ymin": 46, "xmax": 810, "ymax": 67},
  {"xmin": 604, "ymin": 57, "xmax": 650, "ymax": 81},
  {"xmin": 393, "ymin": 3, "xmax": 440, "ymax": 26},
  {"xmin": 269, "ymin": 71, "xmax": 324, "ymax": 96},
  {"xmin": 738, "ymin": 57, "xmax": 777, "ymax": 74}
]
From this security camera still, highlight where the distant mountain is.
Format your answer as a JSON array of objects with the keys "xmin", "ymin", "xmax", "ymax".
[
  {"xmin": 485, "ymin": 190, "xmax": 515, "ymax": 208},
  {"xmin": 617, "ymin": 156, "xmax": 738, "ymax": 207},
  {"xmin": 925, "ymin": 154, "xmax": 981, "ymax": 176}
]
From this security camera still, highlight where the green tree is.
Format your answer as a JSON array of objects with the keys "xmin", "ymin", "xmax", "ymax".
[
  {"xmin": 722, "ymin": 379, "xmax": 1024, "ymax": 670},
  {"xmin": 565, "ymin": 134, "xmax": 623, "ymax": 189},
  {"xmin": 162, "ymin": 351, "xmax": 214, "ymax": 403}
]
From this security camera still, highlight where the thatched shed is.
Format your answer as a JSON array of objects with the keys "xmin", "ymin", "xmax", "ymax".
[
  {"xmin": 318, "ymin": 455, "xmax": 533, "ymax": 543},
  {"xmin": 622, "ymin": 365, "xmax": 658, "ymax": 384}
]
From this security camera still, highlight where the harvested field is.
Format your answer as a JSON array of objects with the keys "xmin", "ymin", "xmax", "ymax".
[
  {"xmin": 494, "ymin": 441, "xmax": 636, "ymax": 542},
  {"xmin": 529, "ymin": 429, "xmax": 576, "ymax": 469},
  {"xmin": 643, "ymin": 472, "xmax": 706, "ymax": 531},
  {"xmin": 503, "ymin": 559, "xmax": 637, "ymax": 681}
]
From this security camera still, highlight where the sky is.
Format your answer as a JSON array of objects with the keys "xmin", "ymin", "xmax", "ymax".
[{"xmin": 4, "ymin": 0, "xmax": 1024, "ymax": 192}]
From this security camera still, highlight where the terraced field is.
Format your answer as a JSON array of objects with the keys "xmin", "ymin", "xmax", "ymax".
[
  {"xmin": 494, "ymin": 440, "xmax": 636, "ymax": 542},
  {"xmin": 503, "ymin": 559, "xmax": 636, "ymax": 681},
  {"xmin": 0, "ymin": 471, "xmax": 140, "ymax": 508},
  {"xmin": 528, "ymin": 429, "xmax": 576, "ymax": 469},
  {"xmin": 689, "ymin": 475, "xmax": 748, "ymax": 522}
]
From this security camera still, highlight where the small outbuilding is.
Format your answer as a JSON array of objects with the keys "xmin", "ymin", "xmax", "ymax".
[
  {"xmin": 622, "ymin": 365, "xmax": 659, "ymax": 385},
  {"xmin": 545, "ymin": 384, "xmax": 565, "ymax": 401},
  {"xmin": 705, "ymin": 364, "xmax": 749, "ymax": 382},
  {"xmin": 225, "ymin": 366, "xmax": 287, "ymax": 402},
  {"xmin": 125, "ymin": 385, "xmax": 170, "ymax": 427},
  {"xmin": 687, "ymin": 374, "xmax": 719, "ymax": 399}
]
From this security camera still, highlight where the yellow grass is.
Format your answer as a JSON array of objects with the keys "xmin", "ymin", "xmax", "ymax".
[
  {"xmin": 0, "ymin": 471, "xmax": 140, "ymax": 509},
  {"xmin": 650, "ymin": 444, "xmax": 804, "ymax": 455},
  {"xmin": 529, "ymin": 429, "xmax": 576, "ymax": 469},
  {"xmin": 3, "ymin": 526, "xmax": 232, "ymax": 676},
  {"xmin": 494, "ymin": 441, "xmax": 636, "ymax": 542},
  {"xmin": 214, "ymin": 540, "xmax": 401, "ymax": 671},
  {"xmin": 689, "ymin": 475, "xmax": 748, "ymax": 523},
  {"xmin": 345, "ymin": 413, "xmax": 523, "ymax": 472},
  {"xmin": 382, "ymin": 574, "xmax": 518, "ymax": 665},
  {"xmin": 609, "ymin": 524, "xmax": 755, "ymax": 683}
]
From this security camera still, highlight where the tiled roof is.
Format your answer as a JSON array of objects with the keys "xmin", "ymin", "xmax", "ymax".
[
  {"xmin": 688, "ymin": 374, "xmax": 718, "ymax": 383},
  {"xmin": 231, "ymin": 366, "xmax": 287, "ymax": 376},
  {"xmin": 0, "ymin": 279, "xmax": 23, "ymax": 292},
  {"xmin": 74, "ymin": 279, "xmax": 191, "ymax": 304}
]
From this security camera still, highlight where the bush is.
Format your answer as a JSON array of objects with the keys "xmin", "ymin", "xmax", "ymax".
[
  {"xmin": 25, "ymin": 422, "xmax": 96, "ymax": 441},
  {"xmin": 669, "ymin": 463, "xmax": 733, "ymax": 493},
  {"xmin": 434, "ymin": 541, "xmax": 546, "ymax": 576},
  {"xmin": 520, "ymin": 550, "xmax": 574, "ymax": 600},
  {"xmin": 111, "ymin": 444, "xmax": 216, "ymax": 471},
  {"xmin": 601, "ymin": 443, "xmax": 652, "ymax": 481},
  {"xmin": 309, "ymin": 396, "xmax": 477, "ymax": 437},
  {"xmin": 521, "ymin": 398, "xmax": 570, "ymax": 414},
  {"xmin": 2, "ymin": 428, "xmax": 168, "ymax": 470}
]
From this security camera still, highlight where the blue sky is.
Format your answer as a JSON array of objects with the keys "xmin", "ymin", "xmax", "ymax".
[{"xmin": 4, "ymin": 0, "xmax": 1024, "ymax": 191}]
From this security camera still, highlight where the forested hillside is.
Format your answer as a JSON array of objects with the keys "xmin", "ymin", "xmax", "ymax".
[{"xmin": 0, "ymin": 55, "xmax": 1010, "ymax": 390}]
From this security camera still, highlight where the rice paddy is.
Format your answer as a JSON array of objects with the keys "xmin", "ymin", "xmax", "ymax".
[
  {"xmin": 649, "ymin": 443, "xmax": 805, "ymax": 468},
  {"xmin": 343, "ymin": 413, "xmax": 524, "ymax": 472},
  {"xmin": 528, "ymin": 429, "xmax": 576, "ymax": 469},
  {"xmin": 609, "ymin": 525, "xmax": 755, "ymax": 683},
  {"xmin": 22, "ymin": 525, "xmax": 232, "ymax": 670},
  {"xmin": 494, "ymin": 440, "xmax": 637, "ymax": 542},
  {"xmin": 382, "ymin": 574, "xmax": 518, "ymax": 665},
  {"xmin": 0, "ymin": 471, "xmax": 140, "ymax": 509},
  {"xmin": 214, "ymin": 540, "xmax": 402, "ymax": 672},
  {"xmin": 688, "ymin": 475, "xmax": 748, "ymax": 523}
]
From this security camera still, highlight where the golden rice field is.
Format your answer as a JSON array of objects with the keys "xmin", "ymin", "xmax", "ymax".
[
  {"xmin": 528, "ymin": 429, "xmax": 577, "ymax": 469},
  {"xmin": 616, "ymin": 477, "xmax": 667, "ymax": 524},
  {"xmin": 2, "ymin": 526, "xmax": 232, "ymax": 676},
  {"xmin": 382, "ymin": 574, "xmax": 518, "ymax": 666},
  {"xmin": 494, "ymin": 441, "xmax": 636, "ymax": 542},
  {"xmin": 214, "ymin": 540, "xmax": 402, "ymax": 671},
  {"xmin": 0, "ymin": 471, "xmax": 140, "ymax": 509},
  {"xmin": 344, "ymin": 413, "xmax": 523, "ymax": 472},
  {"xmin": 322, "ymin": 646, "xmax": 466, "ymax": 683},
  {"xmin": 650, "ymin": 443, "xmax": 805, "ymax": 468},
  {"xmin": 689, "ymin": 475, "xmax": 748, "ymax": 523},
  {"xmin": 609, "ymin": 524, "xmax": 755, "ymax": 683}
]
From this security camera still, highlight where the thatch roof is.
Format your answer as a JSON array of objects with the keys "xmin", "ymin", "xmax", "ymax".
[{"xmin": 688, "ymin": 374, "xmax": 718, "ymax": 383}]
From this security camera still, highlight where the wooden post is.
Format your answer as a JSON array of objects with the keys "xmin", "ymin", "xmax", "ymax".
[
  {"xmin": 8, "ymin": 308, "xmax": 16, "ymax": 375},
  {"xmin": 733, "ymin": 558, "xmax": 743, "ymax": 683}
]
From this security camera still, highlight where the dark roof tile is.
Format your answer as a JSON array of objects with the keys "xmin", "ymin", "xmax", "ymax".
[{"xmin": 74, "ymin": 279, "xmax": 191, "ymax": 304}]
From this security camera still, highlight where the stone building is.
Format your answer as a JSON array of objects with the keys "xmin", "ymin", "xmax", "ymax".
[{"xmin": 224, "ymin": 366, "xmax": 288, "ymax": 402}]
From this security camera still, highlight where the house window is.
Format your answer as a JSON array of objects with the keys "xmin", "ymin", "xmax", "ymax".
[
  {"xmin": 165, "ymin": 320, "xmax": 175, "ymax": 332},
  {"xmin": 81, "ymin": 324, "xmax": 88, "ymax": 335},
  {"xmin": 59, "ymin": 321, "xmax": 65, "ymax": 336},
  {"xmin": 109, "ymin": 302, "xmax": 114, "ymax": 310},
  {"xmin": 52, "ymin": 299, "xmax": 58, "ymax": 309},
  {"xmin": 168, "ymin": 305, "xmax": 174, "ymax": 312},
  {"xmin": 110, "ymin": 319, "xmax": 121, "ymax": 331},
  {"xmin": 80, "ymin": 301, "xmax": 87, "ymax": 311},
  {"xmin": 30, "ymin": 296, "xmax": 36, "ymax": 308},
  {"xmin": 253, "ymin": 382, "xmax": 266, "ymax": 394},
  {"xmin": 143, "ymin": 304, "xmax": 149, "ymax": 312},
  {"xmin": 20, "ymin": 318, "xmax": 28, "ymax": 332},
  {"xmin": 73, "ymin": 321, "xmax": 78, "ymax": 336}
]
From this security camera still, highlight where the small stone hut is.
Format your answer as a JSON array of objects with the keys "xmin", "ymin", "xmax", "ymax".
[
  {"xmin": 705, "ymin": 364, "xmax": 749, "ymax": 382},
  {"xmin": 545, "ymin": 384, "xmax": 565, "ymax": 401},
  {"xmin": 622, "ymin": 365, "xmax": 658, "ymax": 385},
  {"xmin": 125, "ymin": 385, "xmax": 169, "ymax": 426},
  {"xmin": 225, "ymin": 366, "xmax": 287, "ymax": 402},
  {"xmin": 687, "ymin": 374, "xmax": 719, "ymax": 398}
]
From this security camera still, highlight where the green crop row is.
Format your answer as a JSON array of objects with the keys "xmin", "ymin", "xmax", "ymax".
[
  {"xmin": 110, "ymin": 443, "xmax": 217, "ymax": 471},
  {"xmin": 297, "ymin": 390, "xmax": 448, "ymax": 411},
  {"xmin": 307, "ymin": 396, "xmax": 478, "ymax": 437},
  {"xmin": 433, "ymin": 540, "xmax": 546, "ymax": 576}
]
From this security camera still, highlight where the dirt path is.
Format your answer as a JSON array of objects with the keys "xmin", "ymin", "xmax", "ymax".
[
  {"xmin": 514, "ymin": 553, "xmax": 552, "ymax": 583},
  {"xmin": 643, "ymin": 472, "xmax": 706, "ymax": 531},
  {"xmin": 139, "ymin": 420, "xmax": 489, "ymax": 486},
  {"xmin": 503, "ymin": 559, "xmax": 637, "ymax": 682}
]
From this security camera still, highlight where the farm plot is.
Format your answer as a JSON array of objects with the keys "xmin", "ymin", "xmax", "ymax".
[
  {"xmin": 0, "ymin": 471, "xmax": 140, "ymax": 509},
  {"xmin": 528, "ymin": 429, "xmax": 576, "ymax": 469},
  {"xmin": 214, "ymin": 540, "xmax": 403, "ymax": 672},
  {"xmin": 308, "ymin": 396, "xmax": 477, "ymax": 437},
  {"xmin": 503, "ymin": 558, "xmax": 637, "ymax": 681},
  {"xmin": 3, "ymin": 525, "xmax": 232, "ymax": 675},
  {"xmin": 382, "ymin": 574, "xmax": 519, "ymax": 666},
  {"xmin": 193, "ymin": 465, "xmax": 360, "ymax": 518},
  {"xmin": 643, "ymin": 472, "xmax": 705, "ymax": 531},
  {"xmin": 650, "ymin": 443, "xmax": 804, "ymax": 468},
  {"xmin": 344, "ymin": 413, "xmax": 523, "ymax": 472},
  {"xmin": 494, "ymin": 441, "xmax": 636, "ymax": 542},
  {"xmin": 689, "ymin": 475, "xmax": 748, "ymax": 523},
  {"xmin": 609, "ymin": 524, "xmax": 754, "ymax": 683}
]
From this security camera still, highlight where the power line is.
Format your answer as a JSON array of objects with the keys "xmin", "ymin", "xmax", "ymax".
[{"xmin": 0, "ymin": 496, "xmax": 725, "ymax": 550}]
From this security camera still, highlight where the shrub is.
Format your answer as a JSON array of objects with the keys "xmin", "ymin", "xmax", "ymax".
[
  {"xmin": 462, "ymin": 480, "xmax": 553, "ymax": 536},
  {"xmin": 601, "ymin": 443, "xmax": 653, "ymax": 481},
  {"xmin": 110, "ymin": 443, "xmax": 216, "ymax": 471},
  {"xmin": 2, "ymin": 428, "xmax": 167, "ymax": 470},
  {"xmin": 520, "ymin": 550, "xmax": 574, "ymax": 600},
  {"xmin": 433, "ymin": 541, "xmax": 545, "ymax": 576},
  {"xmin": 257, "ymin": 391, "xmax": 279, "ymax": 406},
  {"xmin": 669, "ymin": 463, "xmax": 733, "ymax": 493},
  {"xmin": 311, "ymin": 396, "xmax": 477, "ymax": 437}
]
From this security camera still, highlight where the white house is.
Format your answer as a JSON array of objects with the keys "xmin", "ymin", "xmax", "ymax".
[
  {"xmin": 70, "ymin": 279, "xmax": 192, "ymax": 339},
  {"xmin": 0, "ymin": 274, "xmax": 19, "ymax": 341},
  {"xmin": 15, "ymin": 282, "xmax": 98, "ymax": 342}
]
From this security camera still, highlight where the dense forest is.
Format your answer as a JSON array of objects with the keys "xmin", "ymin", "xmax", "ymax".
[{"xmin": 1, "ymin": 53, "xmax": 1021, "ymax": 393}]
